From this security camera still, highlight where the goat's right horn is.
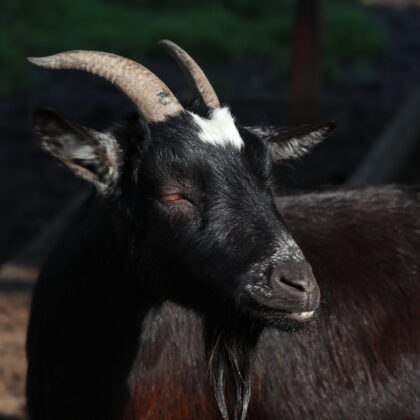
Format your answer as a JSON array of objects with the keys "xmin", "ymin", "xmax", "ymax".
[
  {"xmin": 159, "ymin": 40, "xmax": 220, "ymax": 109},
  {"xmin": 28, "ymin": 50, "xmax": 183, "ymax": 122}
]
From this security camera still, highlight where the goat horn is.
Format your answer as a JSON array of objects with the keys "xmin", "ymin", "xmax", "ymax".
[
  {"xmin": 28, "ymin": 50, "xmax": 183, "ymax": 122},
  {"xmin": 158, "ymin": 40, "xmax": 220, "ymax": 109}
]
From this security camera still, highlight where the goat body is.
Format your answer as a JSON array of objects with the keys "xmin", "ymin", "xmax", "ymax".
[
  {"xmin": 25, "ymin": 42, "xmax": 419, "ymax": 420},
  {"xmin": 27, "ymin": 186, "xmax": 420, "ymax": 420}
]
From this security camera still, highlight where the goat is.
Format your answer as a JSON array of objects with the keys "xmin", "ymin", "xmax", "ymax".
[{"xmin": 26, "ymin": 41, "xmax": 419, "ymax": 420}]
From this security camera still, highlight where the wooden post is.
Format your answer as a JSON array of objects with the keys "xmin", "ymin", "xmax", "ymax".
[{"xmin": 290, "ymin": 0, "xmax": 323, "ymax": 124}]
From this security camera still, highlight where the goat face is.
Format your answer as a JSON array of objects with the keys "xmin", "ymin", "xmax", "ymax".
[
  {"xmin": 34, "ymin": 105, "xmax": 334, "ymax": 330},
  {"xmin": 30, "ymin": 45, "xmax": 334, "ymax": 330}
]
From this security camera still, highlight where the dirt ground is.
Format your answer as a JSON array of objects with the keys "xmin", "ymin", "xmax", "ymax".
[
  {"xmin": 0, "ymin": 289, "xmax": 30, "ymax": 419},
  {"xmin": 1, "ymin": 5, "xmax": 420, "ymax": 419}
]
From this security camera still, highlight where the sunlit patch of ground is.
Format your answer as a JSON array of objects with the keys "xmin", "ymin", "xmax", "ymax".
[{"xmin": 0, "ymin": 286, "xmax": 30, "ymax": 420}]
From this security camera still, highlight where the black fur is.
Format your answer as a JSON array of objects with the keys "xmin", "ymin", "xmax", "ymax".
[{"xmin": 26, "ymin": 108, "xmax": 419, "ymax": 420}]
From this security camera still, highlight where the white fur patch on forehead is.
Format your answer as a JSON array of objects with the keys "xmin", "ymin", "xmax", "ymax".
[{"xmin": 190, "ymin": 107, "xmax": 244, "ymax": 149}]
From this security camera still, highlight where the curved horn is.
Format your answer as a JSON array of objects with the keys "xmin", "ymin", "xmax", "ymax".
[
  {"xmin": 158, "ymin": 40, "xmax": 220, "ymax": 108},
  {"xmin": 28, "ymin": 50, "xmax": 183, "ymax": 122}
]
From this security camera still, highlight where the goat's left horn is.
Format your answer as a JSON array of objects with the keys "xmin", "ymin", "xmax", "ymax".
[
  {"xmin": 28, "ymin": 50, "xmax": 183, "ymax": 122},
  {"xmin": 158, "ymin": 40, "xmax": 220, "ymax": 109}
]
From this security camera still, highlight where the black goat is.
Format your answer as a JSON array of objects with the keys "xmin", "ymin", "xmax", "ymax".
[{"xmin": 26, "ymin": 41, "xmax": 419, "ymax": 420}]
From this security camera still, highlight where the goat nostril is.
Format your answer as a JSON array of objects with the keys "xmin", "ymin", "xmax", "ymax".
[
  {"xmin": 280, "ymin": 276, "xmax": 315, "ymax": 293},
  {"xmin": 269, "ymin": 263, "xmax": 317, "ymax": 294}
]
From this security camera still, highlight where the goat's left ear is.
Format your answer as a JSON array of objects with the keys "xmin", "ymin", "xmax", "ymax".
[{"xmin": 252, "ymin": 120, "xmax": 336, "ymax": 162}]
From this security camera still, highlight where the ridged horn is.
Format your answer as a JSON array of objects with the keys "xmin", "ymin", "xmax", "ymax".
[
  {"xmin": 158, "ymin": 40, "xmax": 220, "ymax": 108},
  {"xmin": 27, "ymin": 50, "xmax": 183, "ymax": 122}
]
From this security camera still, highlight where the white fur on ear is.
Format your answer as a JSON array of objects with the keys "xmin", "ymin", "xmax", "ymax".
[
  {"xmin": 269, "ymin": 124, "xmax": 333, "ymax": 161},
  {"xmin": 34, "ymin": 108, "xmax": 121, "ymax": 192},
  {"xmin": 247, "ymin": 121, "xmax": 336, "ymax": 162}
]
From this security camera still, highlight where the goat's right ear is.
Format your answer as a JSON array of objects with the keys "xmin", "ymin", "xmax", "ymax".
[
  {"xmin": 33, "ymin": 108, "xmax": 121, "ymax": 191},
  {"xmin": 250, "ymin": 120, "xmax": 336, "ymax": 162}
]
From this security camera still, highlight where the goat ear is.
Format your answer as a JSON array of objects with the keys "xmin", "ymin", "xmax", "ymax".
[
  {"xmin": 33, "ymin": 108, "xmax": 121, "ymax": 190},
  {"xmin": 251, "ymin": 120, "xmax": 336, "ymax": 162}
]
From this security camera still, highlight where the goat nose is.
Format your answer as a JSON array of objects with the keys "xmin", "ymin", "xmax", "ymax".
[
  {"xmin": 270, "ymin": 262, "xmax": 316, "ymax": 293},
  {"xmin": 282, "ymin": 275, "xmax": 315, "ymax": 293}
]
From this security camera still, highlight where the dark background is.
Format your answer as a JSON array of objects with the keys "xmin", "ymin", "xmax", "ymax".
[{"xmin": 1, "ymin": 0, "xmax": 420, "ymax": 418}]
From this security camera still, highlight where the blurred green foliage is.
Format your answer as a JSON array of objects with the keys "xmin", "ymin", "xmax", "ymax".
[{"xmin": 0, "ymin": 0, "xmax": 388, "ymax": 93}]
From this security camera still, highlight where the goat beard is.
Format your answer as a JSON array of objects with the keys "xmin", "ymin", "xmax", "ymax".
[{"xmin": 204, "ymin": 318, "xmax": 262, "ymax": 420}]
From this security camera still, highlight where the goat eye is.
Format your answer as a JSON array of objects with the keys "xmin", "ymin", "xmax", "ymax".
[
  {"xmin": 162, "ymin": 193, "xmax": 183, "ymax": 202},
  {"xmin": 159, "ymin": 191, "xmax": 196, "ymax": 209}
]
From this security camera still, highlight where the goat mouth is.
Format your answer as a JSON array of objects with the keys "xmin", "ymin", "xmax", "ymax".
[
  {"xmin": 260, "ymin": 308, "xmax": 317, "ymax": 324},
  {"xmin": 244, "ymin": 283, "xmax": 319, "ymax": 323},
  {"xmin": 245, "ymin": 282, "xmax": 320, "ymax": 310},
  {"xmin": 285, "ymin": 310, "xmax": 315, "ymax": 322}
]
